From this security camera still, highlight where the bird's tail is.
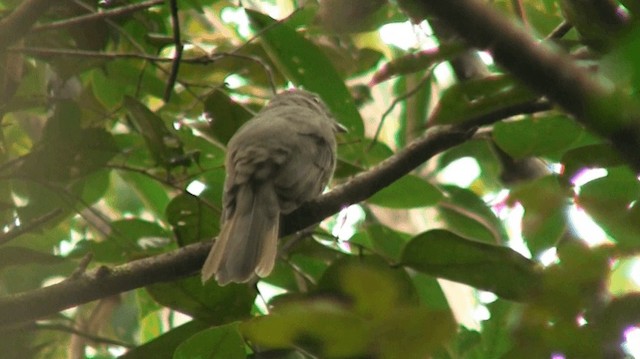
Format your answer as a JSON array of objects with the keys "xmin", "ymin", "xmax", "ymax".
[{"xmin": 201, "ymin": 183, "xmax": 279, "ymax": 285}]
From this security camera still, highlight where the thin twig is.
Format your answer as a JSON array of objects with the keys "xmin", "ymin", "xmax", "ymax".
[
  {"xmin": 65, "ymin": 0, "xmax": 199, "ymax": 102},
  {"xmin": 229, "ymin": 7, "xmax": 305, "ymax": 94},
  {"xmin": 108, "ymin": 164, "xmax": 223, "ymax": 215},
  {"xmin": 545, "ymin": 20, "xmax": 572, "ymax": 40},
  {"xmin": 0, "ymin": 209, "xmax": 63, "ymax": 246},
  {"xmin": 221, "ymin": 53, "xmax": 277, "ymax": 95},
  {"xmin": 31, "ymin": 0, "xmax": 164, "ymax": 33},
  {"xmin": 368, "ymin": 71, "xmax": 433, "ymax": 151},
  {"xmin": 68, "ymin": 253, "xmax": 94, "ymax": 280},
  {"xmin": 163, "ymin": 0, "xmax": 183, "ymax": 102},
  {"xmin": 34, "ymin": 323, "xmax": 134, "ymax": 348},
  {"xmin": 511, "ymin": 0, "xmax": 528, "ymax": 27},
  {"xmin": 10, "ymin": 46, "xmax": 176, "ymax": 61},
  {"xmin": 11, "ymin": 45, "xmax": 277, "ymax": 98}
]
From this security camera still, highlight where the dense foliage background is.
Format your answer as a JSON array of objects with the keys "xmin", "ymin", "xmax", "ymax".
[{"xmin": 1, "ymin": 0, "xmax": 640, "ymax": 358}]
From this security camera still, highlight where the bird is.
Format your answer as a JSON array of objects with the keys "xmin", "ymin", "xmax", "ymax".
[{"xmin": 201, "ymin": 89, "xmax": 345, "ymax": 285}]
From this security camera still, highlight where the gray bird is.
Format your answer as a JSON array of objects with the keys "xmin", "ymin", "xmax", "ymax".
[{"xmin": 201, "ymin": 89, "xmax": 345, "ymax": 285}]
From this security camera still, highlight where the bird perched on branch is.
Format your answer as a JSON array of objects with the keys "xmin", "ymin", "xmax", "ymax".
[{"xmin": 201, "ymin": 89, "xmax": 345, "ymax": 285}]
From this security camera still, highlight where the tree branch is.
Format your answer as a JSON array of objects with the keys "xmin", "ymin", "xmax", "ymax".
[
  {"xmin": 163, "ymin": 0, "xmax": 183, "ymax": 102},
  {"xmin": 282, "ymin": 125, "xmax": 475, "ymax": 235},
  {"xmin": 0, "ymin": 94, "xmax": 561, "ymax": 325},
  {"xmin": 30, "ymin": 0, "xmax": 164, "ymax": 33},
  {"xmin": 0, "ymin": 124, "xmax": 475, "ymax": 326},
  {"xmin": 0, "ymin": 209, "xmax": 62, "ymax": 246},
  {"xmin": 0, "ymin": 0, "xmax": 57, "ymax": 49},
  {"xmin": 0, "ymin": 242, "xmax": 209, "ymax": 326},
  {"xmin": 415, "ymin": 0, "xmax": 640, "ymax": 172}
]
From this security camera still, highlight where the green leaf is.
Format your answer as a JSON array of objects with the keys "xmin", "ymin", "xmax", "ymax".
[
  {"xmin": 349, "ymin": 223, "xmax": 410, "ymax": 261},
  {"xmin": 437, "ymin": 185, "xmax": 508, "ymax": 244},
  {"xmin": 577, "ymin": 167, "xmax": 640, "ymax": 247},
  {"xmin": 124, "ymin": 96, "xmax": 186, "ymax": 168},
  {"xmin": 560, "ymin": 0, "xmax": 623, "ymax": 52},
  {"xmin": 335, "ymin": 138, "xmax": 394, "ymax": 177},
  {"xmin": 371, "ymin": 45, "xmax": 462, "ymax": 85},
  {"xmin": 166, "ymin": 191, "xmax": 221, "ymax": 247},
  {"xmin": 147, "ymin": 276, "xmax": 256, "ymax": 324},
  {"xmin": 437, "ymin": 139, "xmax": 503, "ymax": 192},
  {"xmin": 16, "ymin": 102, "xmax": 118, "ymax": 182},
  {"xmin": 203, "ymin": 90, "xmax": 253, "ymax": 145},
  {"xmin": 0, "ymin": 249, "xmax": 74, "ymax": 294},
  {"xmin": 509, "ymin": 176, "xmax": 571, "ymax": 256},
  {"xmin": 120, "ymin": 321, "xmax": 211, "ymax": 359},
  {"xmin": 108, "ymin": 218, "xmax": 172, "ymax": 251},
  {"xmin": 173, "ymin": 323, "xmax": 246, "ymax": 359},
  {"xmin": 368, "ymin": 175, "xmax": 442, "ymax": 208},
  {"xmin": 396, "ymin": 71, "xmax": 432, "ymax": 147},
  {"xmin": 561, "ymin": 144, "xmax": 624, "ymax": 180},
  {"xmin": 243, "ymin": 255, "xmax": 455, "ymax": 359},
  {"xmin": 493, "ymin": 114, "xmax": 584, "ymax": 159},
  {"xmin": 523, "ymin": 3, "xmax": 564, "ymax": 36},
  {"xmin": 317, "ymin": 256, "xmax": 419, "ymax": 316},
  {"xmin": 91, "ymin": 68, "xmax": 124, "ymax": 109},
  {"xmin": 411, "ymin": 273, "xmax": 451, "ymax": 310},
  {"xmin": 0, "ymin": 246, "xmax": 65, "ymax": 270},
  {"xmin": 241, "ymin": 298, "xmax": 370, "ymax": 358},
  {"xmin": 70, "ymin": 219, "xmax": 172, "ymax": 262},
  {"xmin": 317, "ymin": 0, "xmax": 390, "ymax": 34},
  {"xmin": 374, "ymin": 307, "xmax": 456, "ymax": 359},
  {"xmin": 431, "ymin": 75, "xmax": 537, "ymax": 125},
  {"xmin": 402, "ymin": 229, "xmax": 542, "ymax": 300},
  {"xmin": 480, "ymin": 300, "xmax": 514, "ymax": 358},
  {"xmin": 114, "ymin": 171, "xmax": 171, "ymax": 219},
  {"xmin": 247, "ymin": 10, "xmax": 365, "ymax": 137}
]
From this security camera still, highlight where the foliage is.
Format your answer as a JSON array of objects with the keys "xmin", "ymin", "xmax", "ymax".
[{"xmin": 0, "ymin": 0, "xmax": 640, "ymax": 358}]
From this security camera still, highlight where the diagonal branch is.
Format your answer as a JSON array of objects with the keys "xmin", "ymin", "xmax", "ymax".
[
  {"xmin": 0, "ymin": 93, "xmax": 555, "ymax": 326},
  {"xmin": 0, "ymin": 124, "xmax": 475, "ymax": 326},
  {"xmin": 282, "ymin": 125, "xmax": 476, "ymax": 235},
  {"xmin": 415, "ymin": 0, "xmax": 640, "ymax": 172}
]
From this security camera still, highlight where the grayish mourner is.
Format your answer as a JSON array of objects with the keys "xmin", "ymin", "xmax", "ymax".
[{"xmin": 201, "ymin": 89, "xmax": 345, "ymax": 285}]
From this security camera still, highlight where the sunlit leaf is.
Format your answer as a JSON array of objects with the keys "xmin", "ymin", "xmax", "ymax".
[
  {"xmin": 577, "ymin": 167, "xmax": 640, "ymax": 247},
  {"xmin": 509, "ymin": 175, "xmax": 572, "ymax": 256},
  {"xmin": 493, "ymin": 114, "xmax": 584, "ymax": 160},
  {"xmin": 561, "ymin": 144, "xmax": 625, "ymax": 180},
  {"xmin": 241, "ymin": 299, "xmax": 370, "ymax": 358},
  {"xmin": 317, "ymin": 256, "xmax": 419, "ymax": 315},
  {"xmin": 368, "ymin": 175, "xmax": 443, "ymax": 208}
]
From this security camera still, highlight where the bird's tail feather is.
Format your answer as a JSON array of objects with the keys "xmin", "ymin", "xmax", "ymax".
[{"xmin": 201, "ymin": 183, "xmax": 279, "ymax": 285}]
